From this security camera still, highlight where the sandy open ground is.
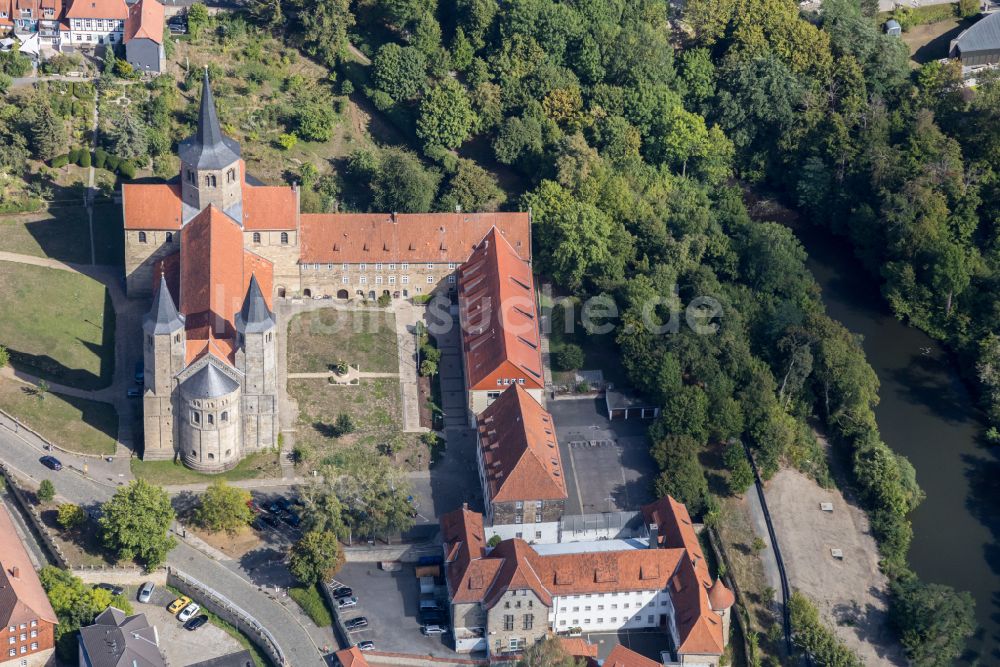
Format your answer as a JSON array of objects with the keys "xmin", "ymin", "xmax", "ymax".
[{"xmin": 765, "ymin": 468, "xmax": 906, "ymax": 665}]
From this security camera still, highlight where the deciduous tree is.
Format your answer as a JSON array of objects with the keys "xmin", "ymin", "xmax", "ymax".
[
  {"xmin": 98, "ymin": 479, "xmax": 175, "ymax": 569},
  {"xmin": 289, "ymin": 530, "xmax": 343, "ymax": 585},
  {"xmin": 195, "ymin": 480, "xmax": 253, "ymax": 534}
]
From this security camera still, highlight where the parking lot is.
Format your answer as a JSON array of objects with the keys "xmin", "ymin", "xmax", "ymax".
[
  {"xmin": 129, "ymin": 584, "xmax": 244, "ymax": 665},
  {"xmin": 548, "ymin": 397, "xmax": 657, "ymax": 515},
  {"xmin": 330, "ymin": 562, "xmax": 460, "ymax": 658}
]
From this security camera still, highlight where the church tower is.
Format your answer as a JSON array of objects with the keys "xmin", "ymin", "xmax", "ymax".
[
  {"xmin": 235, "ymin": 274, "xmax": 278, "ymax": 450},
  {"xmin": 178, "ymin": 70, "xmax": 243, "ymax": 219},
  {"xmin": 142, "ymin": 275, "xmax": 186, "ymax": 460}
]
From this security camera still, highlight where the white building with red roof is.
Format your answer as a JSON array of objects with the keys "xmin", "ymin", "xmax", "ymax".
[
  {"xmin": 62, "ymin": 0, "xmax": 128, "ymax": 46},
  {"xmin": 440, "ymin": 496, "xmax": 733, "ymax": 662}
]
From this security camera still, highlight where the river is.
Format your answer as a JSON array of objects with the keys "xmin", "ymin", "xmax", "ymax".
[{"xmin": 791, "ymin": 222, "xmax": 1000, "ymax": 664}]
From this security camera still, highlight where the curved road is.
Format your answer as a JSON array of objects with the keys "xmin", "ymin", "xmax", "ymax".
[{"xmin": 0, "ymin": 426, "xmax": 326, "ymax": 667}]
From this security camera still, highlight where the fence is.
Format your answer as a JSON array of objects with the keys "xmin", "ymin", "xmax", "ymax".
[
  {"xmin": 0, "ymin": 463, "xmax": 69, "ymax": 568},
  {"xmin": 167, "ymin": 567, "xmax": 286, "ymax": 667},
  {"xmin": 0, "ymin": 407, "xmax": 109, "ymax": 460}
]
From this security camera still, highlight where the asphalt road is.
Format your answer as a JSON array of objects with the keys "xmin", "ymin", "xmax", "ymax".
[{"xmin": 0, "ymin": 426, "xmax": 327, "ymax": 667}]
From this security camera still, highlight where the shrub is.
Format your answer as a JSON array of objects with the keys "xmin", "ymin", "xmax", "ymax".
[
  {"xmin": 94, "ymin": 148, "xmax": 108, "ymax": 169},
  {"xmin": 340, "ymin": 79, "xmax": 354, "ymax": 96},
  {"xmin": 487, "ymin": 535, "xmax": 501, "ymax": 548},
  {"xmin": 104, "ymin": 154, "xmax": 121, "ymax": 172},
  {"xmin": 67, "ymin": 148, "xmax": 81, "ymax": 164},
  {"xmin": 51, "ymin": 154, "xmax": 69, "ymax": 168},
  {"xmin": 78, "ymin": 150, "xmax": 91, "ymax": 168},
  {"xmin": 334, "ymin": 413, "xmax": 355, "ymax": 436},
  {"xmin": 37, "ymin": 479, "xmax": 55, "ymax": 502},
  {"xmin": 57, "ymin": 503, "xmax": 86, "ymax": 530},
  {"xmin": 557, "ymin": 344, "xmax": 585, "ymax": 371},
  {"xmin": 118, "ymin": 160, "xmax": 136, "ymax": 179},
  {"xmin": 377, "ymin": 293, "xmax": 391, "ymax": 307},
  {"xmin": 277, "ymin": 133, "xmax": 298, "ymax": 151}
]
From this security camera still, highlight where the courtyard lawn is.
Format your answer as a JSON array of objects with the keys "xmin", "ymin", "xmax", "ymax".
[
  {"xmin": 0, "ymin": 377, "xmax": 117, "ymax": 455},
  {"xmin": 0, "ymin": 262, "xmax": 115, "ymax": 390},
  {"xmin": 130, "ymin": 450, "xmax": 281, "ymax": 485},
  {"xmin": 289, "ymin": 377, "xmax": 426, "ymax": 470},
  {"xmin": 287, "ymin": 309, "xmax": 398, "ymax": 373}
]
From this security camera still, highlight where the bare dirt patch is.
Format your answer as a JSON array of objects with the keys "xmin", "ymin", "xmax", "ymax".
[
  {"xmin": 902, "ymin": 18, "xmax": 975, "ymax": 65},
  {"xmin": 765, "ymin": 468, "xmax": 905, "ymax": 665},
  {"xmin": 191, "ymin": 525, "xmax": 263, "ymax": 559}
]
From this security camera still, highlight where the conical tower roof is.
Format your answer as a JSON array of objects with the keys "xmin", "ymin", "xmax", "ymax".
[
  {"xmin": 236, "ymin": 273, "xmax": 274, "ymax": 333},
  {"xmin": 707, "ymin": 578, "xmax": 735, "ymax": 611},
  {"xmin": 143, "ymin": 274, "xmax": 184, "ymax": 334},
  {"xmin": 178, "ymin": 69, "xmax": 242, "ymax": 170}
]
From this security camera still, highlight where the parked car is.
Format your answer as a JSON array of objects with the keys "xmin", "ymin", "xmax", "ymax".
[
  {"xmin": 357, "ymin": 641, "xmax": 374, "ymax": 651},
  {"xmin": 167, "ymin": 16, "xmax": 186, "ymax": 33},
  {"xmin": 337, "ymin": 596, "xmax": 358, "ymax": 609},
  {"xmin": 184, "ymin": 614, "xmax": 209, "ymax": 631},
  {"xmin": 269, "ymin": 498, "xmax": 291, "ymax": 513},
  {"xmin": 127, "ymin": 388, "xmax": 141, "ymax": 399},
  {"xmin": 421, "ymin": 624, "xmax": 447, "ymax": 635},
  {"xmin": 260, "ymin": 514, "xmax": 281, "ymax": 528},
  {"xmin": 344, "ymin": 617, "xmax": 368, "ymax": 631},
  {"xmin": 137, "ymin": 582, "xmax": 155, "ymax": 603},
  {"xmin": 420, "ymin": 610, "xmax": 446, "ymax": 626},
  {"xmin": 282, "ymin": 511, "xmax": 301, "ymax": 527},
  {"xmin": 95, "ymin": 583, "xmax": 124, "ymax": 597},
  {"xmin": 167, "ymin": 596, "xmax": 191, "ymax": 614},
  {"xmin": 331, "ymin": 586, "xmax": 353, "ymax": 599},
  {"xmin": 39, "ymin": 456, "xmax": 62, "ymax": 471},
  {"xmin": 419, "ymin": 598, "xmax": 441, "ymax": 612},
  {"xmin": 177, "ymin": 602, "xmax": 200, "ymax": 623}
]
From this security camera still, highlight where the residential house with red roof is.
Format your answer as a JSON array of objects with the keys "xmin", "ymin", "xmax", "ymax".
[
  {"xmin": 123, "ymin": 0, "xmax": 163, "ymax": 73},
  {"xmin": 476, "ymin": 384, "xmax": 567, "ymax": 544},
  {"xmin": 457, "ymin": 228, "xmax": 544, "ymax": 418},
  {"xmin": 62, "ymin": 0, "xmax": 128, "ymax": 46},
  {"xmin": 439, "ymin": 496, "xmax": 732, "ymax": 663},
  {"xmin": 0, "ymin": 505, "xmax": 58, "ymax": 667}
]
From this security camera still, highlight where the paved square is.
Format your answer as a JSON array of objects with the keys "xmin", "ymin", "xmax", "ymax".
[{"xmin": 548, "ymin": 397, "xmax": 657, "ymax": 515}]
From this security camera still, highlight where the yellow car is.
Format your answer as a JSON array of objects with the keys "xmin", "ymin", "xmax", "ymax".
[{"xmin": 167, "ymin": 596, "xmax": 191, "ymax": 614}]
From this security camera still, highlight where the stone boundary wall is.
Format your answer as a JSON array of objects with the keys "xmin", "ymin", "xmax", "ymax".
[
  {"xmin": 706, "ymin": 525, "xmax": 754, "ymax": 662},
  {"xmin": 365, "ymin": 651, "xmax": 488, "ymax": 667},
  {"xmin": 0, "ymin": 463, "xmax": 69, "ymax": 568},
  {"xmin": 342, "ymin": 542, "xmax": 440, "ymax": 563},
  {"xmin": 167, "ymin": 567, "xmax": 286, "ymax": 667},
  {"xmin": 0, "ymin": 407, "xmax": 109, "ymax": 460},
  {"xmin": 320, "ymin": 581, "xmax": 352, "ymax": 651}
]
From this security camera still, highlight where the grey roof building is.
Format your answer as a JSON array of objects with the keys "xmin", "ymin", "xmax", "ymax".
[
  {"xmin": 78, "ymin": 607, "xmax": 165, "ymax": 667},
  {"xmin": 182, "ymin": 362, "xmax": 241, "ymax": 399},
  {"xmin": 951, "ymin": 11, "xmax": 1000, "ymax": 66},
  {"xmin": 186, "ymin": 650, "xmax": 255, "ymax": 667}
]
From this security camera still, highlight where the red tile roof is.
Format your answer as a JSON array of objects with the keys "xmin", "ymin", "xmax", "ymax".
[
  {"xmin": 708, "ymin": 578, "xmax": 735, "ymax": 611},
  {"xmin": 558, "ymin": 637, "xmax": 598, "ymax": 661},
  {"xmin": 299, "ymin": 212, "xmax": 530, "ymax": 264},
  {"xmin": 478, "ymin": 385, "xmax": 566, "ymax": 504},
  {"xmin": 440, "ymin": 504, "xmax": 726, "ymax": 658},
  {"xmin": 334, "ymin": 646, "xmax": 368, "ymax": 667},
  {"xmin": 604, "ymin": 645, "xmax": 664, "ymax": 667},
  {"xmin": 122, "ymin": 183, "xmax": 183, "ymax": 230},
  {"xmin": 0, "ymin": 505, "xmax": 58, "ymax": 627},
  {"xmin": 642, "ymin": 496, "xmax": 710, "ymax": 588},
  {"xmin": 65, "ymin": 0, "xmax": 128, "ymax": 19},
  {"xmin": 124, "ymin": 0, "xmax": 163, "ymax": 43},
  {"xmin": 458, "ymin": 228, "xmax": 543, "ymax": 391},
  {"xmin": 243, "ymin": 181, "xmax": 297, "ymax": 231},
  {"xmin": 178, "ymin": 206, "xmax": 273, "ymax": 344}
]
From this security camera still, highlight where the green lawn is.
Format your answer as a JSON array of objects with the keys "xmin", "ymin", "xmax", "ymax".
[
  {"xmin": 287, "ymin": 310, "xmax": 398, "ymax": 373},
  {"xmin": 0, "ymin": 262, "xmax": 114, "ymax": 390},
  {"xmin": 130, "ymin": 450, "xmax": 281, "ymax": 485},
  {"xmin": 289, "ymin": 377, "xmax": 425, "ymax": 470},
  {"xmin": 0, "ymin": 379, "xmax": 117, "ymax": 455},
  {"xmin": 0, "ymin": 204, "xmax": 123, "ymax": 267}
]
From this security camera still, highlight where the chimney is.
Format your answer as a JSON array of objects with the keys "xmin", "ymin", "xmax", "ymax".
[
  {"xmin": 455, "ymin": 203, "xmax": 462, "ymax": 213},
  {"xmin": 647, "ymin": 523, "xmax": 658, "ymax": 548},
  {"xmin": 10, "ymin": 566, "xmax": 19, "ymax": 579},
  {"xmin": 391, "ymin": 212, "xmax": 397, "ymax": 223}
]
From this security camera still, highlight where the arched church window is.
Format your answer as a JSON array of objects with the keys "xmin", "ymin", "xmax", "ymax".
[
  {"xmin": 138, "ymin": 232, "xmax": 147, "ymax": 243},
  {"xmin": 208, "ymin": 453, "xmax": 215, "ymax": 460},
  {"xmin": 227, "ymin": 168, "xmax": 236, "ymax": 183},
  {"xmin": 207, "ymin": 414, "xmax": 214, "ymax": 425},
  {"xmin": 192, "ymin": 412, "xmax": 200, "ymax": 424},
  {"xmin": 280, "ymin": 232, "xmax": 289, "ymax": 245},
  {"xmin": 253, "ymin": 232, "xmax": 261, "ymax": 244},
  {"xmin": 221, "ymin": 411, "xmax": 228, "ymax": 422},
  {"xmin": 166, "ymin": 232, "xmax": 173, "ymax": 243}
]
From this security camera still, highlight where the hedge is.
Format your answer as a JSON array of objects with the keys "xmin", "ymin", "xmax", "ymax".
[
  {"xmin": 117, "ymin": 160, "xmax": 135, "ymax": 179},
  {"xmin": 51, "ymin": 154, "xmax": 69, "ymax": 168},
  {"xmin": 104, "ymin": 154, "xmax": 121, "ymax": 172},
  {"xmin": 94, "ymin": 148, "xmax": 108, "ymax": 170},
  {"xmin": 78, "ymin": 150, "xmax": 91, "ymax": 168},
  {"xmin": 288, "ymin": 586, "xmax": 332, "ymax": 626},
  {"xmin": 67, "ymin": 148, "xmax": 81, "ymax": 164}
]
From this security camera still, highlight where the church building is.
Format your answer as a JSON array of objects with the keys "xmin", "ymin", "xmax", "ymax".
[{"xmin": 123, "ymin": 74, "xmax": 532, "ymax": 471}]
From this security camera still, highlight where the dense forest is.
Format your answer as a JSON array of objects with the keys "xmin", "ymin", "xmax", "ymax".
[{"xmin": 237, "ymin": 0, "xmax": 985, "ymax": 663}]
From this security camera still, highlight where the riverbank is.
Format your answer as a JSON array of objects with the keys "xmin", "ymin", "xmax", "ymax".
[{"xmin": 747, "ymin": 192, "xmax": 998, "ymax": 664}]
